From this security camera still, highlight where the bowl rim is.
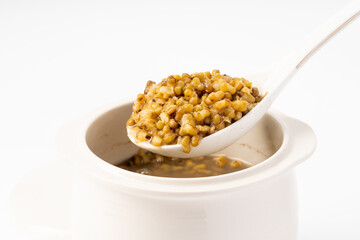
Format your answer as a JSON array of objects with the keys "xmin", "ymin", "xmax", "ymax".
[{"xmin": 58, "ymin": 98, "xmax": 293, "ymax": 196}]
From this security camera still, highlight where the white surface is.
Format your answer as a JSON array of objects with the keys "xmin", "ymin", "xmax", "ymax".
[{"xmin": 0, "ymin": 0, "xmax": 359, "ymax": 239}]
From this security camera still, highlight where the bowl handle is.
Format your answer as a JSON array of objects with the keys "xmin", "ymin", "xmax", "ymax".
[
  {"xmin": 11, "ymin": 116, "xmax": 92, "ymax": 240},
  {"xmin": 55, "ymin": 119, "xmax": 83, "ymax": 164},
  {"xmin": 280, "ymin": 112, "xmax": 317, "ymax": 169}
]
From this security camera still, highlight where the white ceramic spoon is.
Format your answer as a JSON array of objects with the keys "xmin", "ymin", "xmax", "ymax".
[{"xmin": 128, "ymin": 0, "xmax": 360, "ymax": 158}]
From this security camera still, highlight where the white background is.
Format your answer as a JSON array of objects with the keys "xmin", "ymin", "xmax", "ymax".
[{"xmin": 1, "ymin": 0, "xmax": 359, "ymax": 239}]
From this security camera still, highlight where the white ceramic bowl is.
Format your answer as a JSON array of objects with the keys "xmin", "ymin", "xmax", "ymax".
[{"xmin": 55, "ymin": 99, "xmax": 316, "ymax": 240}]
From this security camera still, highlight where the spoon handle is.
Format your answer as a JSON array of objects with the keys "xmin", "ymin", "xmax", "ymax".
[
  {"xmin": 268, "ymin": 0, "xmax": 360, "ymax": 93},
  {"xmin": 295, "ymin": 0, "xmax": 360, "ymax": 69}
]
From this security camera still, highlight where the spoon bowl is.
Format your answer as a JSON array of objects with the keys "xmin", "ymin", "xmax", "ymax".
[{"xmin": 127, "ymin": 68, "xmax": 274, "ymax": 158}]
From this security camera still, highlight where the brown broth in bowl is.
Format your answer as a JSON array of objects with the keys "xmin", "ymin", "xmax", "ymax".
[{"xmin": 117, "ymin": 149, "xmax": 250, "ymax": 178}]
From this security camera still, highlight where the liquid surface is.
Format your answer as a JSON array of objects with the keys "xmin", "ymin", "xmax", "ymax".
[{"xmin": 117, "ymin": 149, "xmax": 250, "ymax": 178}]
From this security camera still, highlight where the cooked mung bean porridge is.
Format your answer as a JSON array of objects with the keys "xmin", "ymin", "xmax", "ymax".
[
  {"xmin": 118, "ymin": 149, "xmax": 250, "ymax": 178},
  {"xmin": 127, "ymin": 70, "xmax": 264, "ymax": 153}
]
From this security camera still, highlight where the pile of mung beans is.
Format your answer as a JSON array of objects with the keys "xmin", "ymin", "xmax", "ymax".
[
  {"xmin": 127, "ymin": 70, "xmax": 264, "ymax": 153},
  {"xmin": 118, "ymin": 149, "xmax": 249, "ymax": 178}
]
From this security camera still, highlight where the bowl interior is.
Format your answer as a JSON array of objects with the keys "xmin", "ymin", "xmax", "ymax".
[{"xmin": 86, "ymin": 102, "xmax": 283, "ymax": 167}]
